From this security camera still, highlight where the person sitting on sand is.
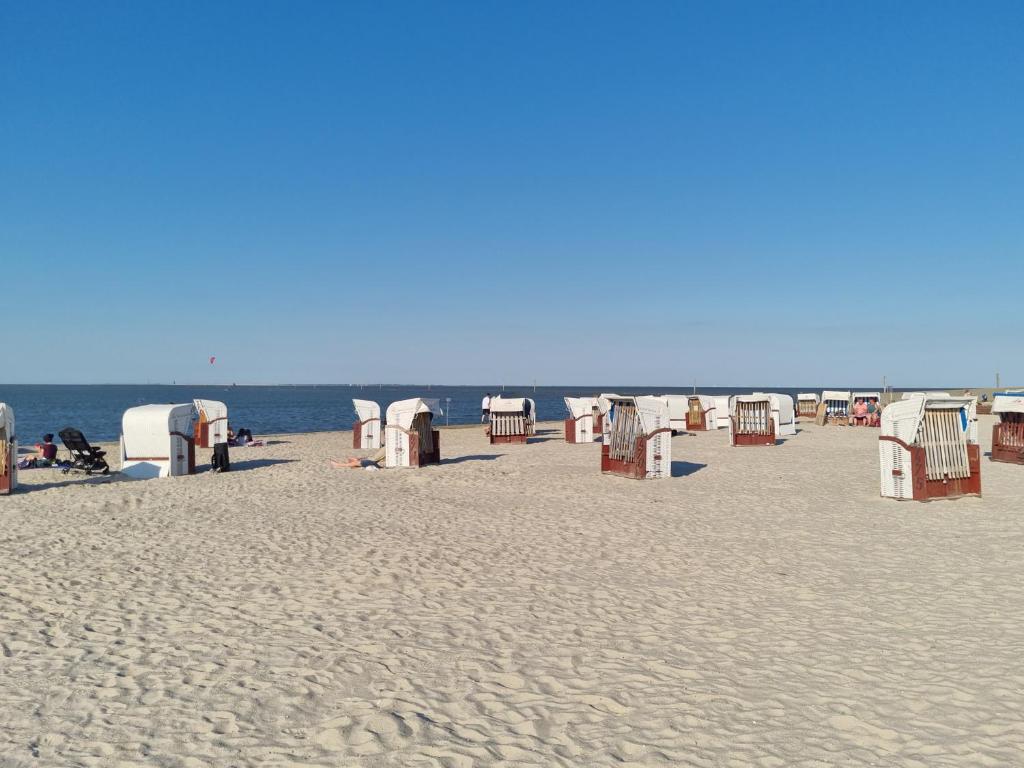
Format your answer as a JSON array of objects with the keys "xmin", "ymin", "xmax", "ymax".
[
  {"xmin": 18, "ymin": 434, "xmax": 59, "ymax": 469},
  {"xmin": 35, "ymin": 434, "xmax": 58, "ymax": 463},
  {"xmin": 228, "ymin": 427, "xmax": 262, "ymax": 447},
  {"xmin": 331, "ymin": 446, "xmax": 386, "ymax": 469}
]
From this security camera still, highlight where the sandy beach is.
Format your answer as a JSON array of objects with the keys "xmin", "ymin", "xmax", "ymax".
[{"xmin": 2, "ymin": 417, "xmax": 1022, "ymax": 767}]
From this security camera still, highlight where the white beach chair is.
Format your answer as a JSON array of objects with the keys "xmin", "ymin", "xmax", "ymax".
[
  {"xmin": 385, "ymin": 398, "xmax": 441, "ymax": 468},
  {"xmin": 193, "ymin": 399, "xmax": 229, "ymax": 448},
  {"xmin": 121, "ymin": 404, "xmax": 196, "ymax": 479},
  {"xmin": 753, "ymin": 392, "xmax": 796, "ymax": 436},
  {"xmin": 489, "ymin": 397, "xmax": 530, "ymax": 444},
  {"xmin": 796, "ymin": 393, "xmax": 819, "ymax": 419},
  {"xmin": 991, "ymin": 391, "xmax": 1024, "ymax": 465},
  {"xmin": 729, "ymin": 395, "xmax": 776, "ymax": 446},
  {"xmin": 821, "ymin": 390, "xmax": 852, "ymax": 424},
  {"xmin": 564, "ymin": 397, "xmax": 596, "ymax": 444},
  {"xmin": 684, "ymin": 395, "xmax": 717, "ymax": 431},
  {"xmin": 0, "ymin": 403, "xmax": 16, "ymax": 495},
  {"xmin": 601, "ymin": 396, "xmax": 672, "ymax": 479},
  {"xmin": 352, "ymin": 399, "xmax": 383, "ymax": 449},
  {"xmin": 879, "ymin": 394, "xmax": 980, "ymax": 500}
]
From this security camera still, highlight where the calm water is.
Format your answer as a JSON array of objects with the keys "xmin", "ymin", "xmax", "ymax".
[{"xmin": 1, "ymin": 384, "xmax": 884, "ymax": 443}]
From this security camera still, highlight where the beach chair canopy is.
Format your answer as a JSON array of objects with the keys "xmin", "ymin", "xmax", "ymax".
[
  {"xmin": 732, "ymin": 394, "xmax": 772, "ymax": 410},
  {"xmin": 353, "ymin": 399, "xmax": 380, "ymax": 422},
  {"xmin": 754, "ymin": 392, "xmax": 795, "ymax": 423},
  {"xmin": 661, "ymin": 394, "xmax": 690, "ymax": 419},
  {"xmin": 797, "ymin": 393, "xmax": 818, "ymax": 403},
  {"xmin": 490, "ymin": 397, "xmax": 526, "ymax": 414},
  {"xmin": 122, "ymin": 404, "xmax": 194, "ymax": 458},
  {"xmin": 902, "ymin": 391, "xmax": 951, "ymax": 400},
  {"xmin": 852, "ymin": 391, "xmax": 881, "ymax": 400},
  {"xmin": 992, "ymin": 393, "xmax": 1024, "ymax": 415},
  {"xmin": 565, "ymin": 397, "xmax": 595, "ymax": 419},
  {"xmin": 386, "ymin": 398, "xmax": 441, "ymax": 430},
  {"xmin": 681, "ymin": 394, "xmax": 715, "ymax": 409},
  {"xmin": 608, "ymin": 395, "xmax": 669, "ymax": 430},
  {"xmin": 193, "ymin": 399, "xmax": 227, "ymax": 421},
  {"xmin": 597, "ymin": 394, "xmax": 620, "ymax": 415},
  {"xmin": 193, "ymin": 399, "xmax": 229, "ymax": 444},
  {"xmin": 882, "ymin": 395, "xmax": 974, "ymax": 444},
  {"xmin": 822, "ymin": 390, "xmax": 851, "ymax": 402}
]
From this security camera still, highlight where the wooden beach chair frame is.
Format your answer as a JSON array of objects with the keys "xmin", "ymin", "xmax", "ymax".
[
  {"xmin": 879, "ymin": 395, "xmax": 981, "ymax": 500},
  {"xmin": 991, "ymin": 392, "xmax": 1024, "ymax": 465},
  {"xmin": 600, "ymin": 396, "xmax": 672, "ymax": 479},
  {"xmin": 488, "ymin": 397, "xmax": 530, "ymax": 445},
  {"xmin": 385, "ymin": 399, "xmax": 441, "ymax": 468},
  {"xmin": 730, "ymin": 396, "xmax": 777, "ymax": 446}
]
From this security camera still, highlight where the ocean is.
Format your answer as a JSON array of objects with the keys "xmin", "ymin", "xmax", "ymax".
[{"xmin": 0, "ymin": 384, "xmax": 889, "ymax": 444}]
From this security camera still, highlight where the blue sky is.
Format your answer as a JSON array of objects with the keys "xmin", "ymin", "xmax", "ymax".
[{"xmin": 2, "ymin": 1, "xmax": 1021, "ymax": 386}]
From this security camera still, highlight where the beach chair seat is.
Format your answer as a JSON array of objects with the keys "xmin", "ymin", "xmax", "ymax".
[{"xmin": 58, "ymin": 427, "xmax": 110, "ymax": 475}]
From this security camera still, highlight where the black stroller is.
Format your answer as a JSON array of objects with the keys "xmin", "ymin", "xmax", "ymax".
[{"xmin": 58, "ymin": 428, "xmax": 110, "ymax": 475}]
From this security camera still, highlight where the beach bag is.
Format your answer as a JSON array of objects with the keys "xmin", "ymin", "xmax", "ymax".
[{"xmin": 212, "ymin": 443, "xmax": 230, "ymax": 472}]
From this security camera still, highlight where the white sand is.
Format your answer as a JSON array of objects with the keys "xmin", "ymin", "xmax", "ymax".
[{"xmin": 2, "ymin": 417, "xmax": 1022, "ymax": 766}]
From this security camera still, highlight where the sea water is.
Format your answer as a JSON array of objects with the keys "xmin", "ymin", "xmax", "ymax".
[{"xmin": 0, "ymin": 383, "xmax": 877, "ymax": 444}]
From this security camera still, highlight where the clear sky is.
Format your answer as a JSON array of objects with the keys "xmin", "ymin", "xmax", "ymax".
[{"xmin": 2, "ymin": 1, "xmax": 1021, "ymax": 387}]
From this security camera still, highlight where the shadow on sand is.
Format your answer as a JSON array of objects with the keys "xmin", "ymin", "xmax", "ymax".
[
  {"xmin": 217, "ymin": 458, "xmax": 297, "ymax": 473},
  {"xmin": 16, "ymin": 472, "xmax": 118, "ymax": 492},
  {"xmin": 441, "ymin": 454, "xmax": 502, "ymax": 465},
  {"xmin": 671, "ymin": 461, "xmax": 708, "ymax": 478}
]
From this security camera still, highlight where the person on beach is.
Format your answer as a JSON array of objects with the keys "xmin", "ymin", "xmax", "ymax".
[
  {"xmin": 481, "ymin": 393, "xmax": 491, "ymax": 423},
  {"xmin": 866, "ymin": 398, "xmax": 880, "ymax": 426},
  {"xmin": 18, "ymin": 434, "xmax": 59, "ymax": 469},
  {"xmin": 851, "ymin": 398, "xmax": 869, "ymax": 425},
  {"xmin": 332, "ymin": 446, "xmax": 386, "ymax": 469},
  {"xmin": 35, "ymin": 434, "xmax": 58, "ymax": 463}
]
